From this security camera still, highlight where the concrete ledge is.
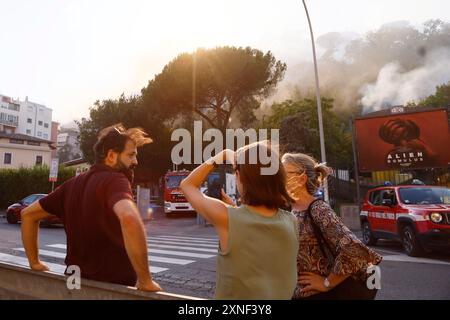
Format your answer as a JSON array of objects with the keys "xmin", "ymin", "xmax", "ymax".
[{"xmin": 0, "ymin": 262, "xmax": 204, "ymax": 300}]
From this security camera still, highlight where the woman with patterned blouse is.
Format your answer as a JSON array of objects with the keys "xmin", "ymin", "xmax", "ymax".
[{"xmin": 282, "ymin": 153, "xmax": 382, "ymax": 300}]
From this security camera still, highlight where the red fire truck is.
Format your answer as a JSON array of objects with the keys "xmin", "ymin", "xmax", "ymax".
[
  {"xmin": 162, "ymin": 169, "xmax": 237, "ymax": 214},
  {"xmin": 163, "ymin": 170, "xmax": 194, "ymax": 214}
]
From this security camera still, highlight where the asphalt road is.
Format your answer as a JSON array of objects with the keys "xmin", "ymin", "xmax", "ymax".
[{"xmin": 0, "ymin": 206, "xmax": 449, "ymax": 300}]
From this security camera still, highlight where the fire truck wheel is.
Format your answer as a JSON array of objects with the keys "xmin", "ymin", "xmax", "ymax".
[
  {"xmin": 402, "ymin": 225, "xmax": 424, "ymax": 257},
  {"xmin": 362, "ymin": 221, "xmax": 377, "ymax": 246}
]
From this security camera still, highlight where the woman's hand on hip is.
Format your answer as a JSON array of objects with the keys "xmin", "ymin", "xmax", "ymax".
[{"xmin": 299, "ymin": 272, "xmax": 331, "ymax": 293}]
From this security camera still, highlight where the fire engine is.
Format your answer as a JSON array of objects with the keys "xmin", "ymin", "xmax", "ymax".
[
  {"xmin": 162, "ymin": 169, "xmax": 237, "ymax": 214},
  {"xmin": 163, "ymin": 170, "xmax": 193, "ymax": 213}
]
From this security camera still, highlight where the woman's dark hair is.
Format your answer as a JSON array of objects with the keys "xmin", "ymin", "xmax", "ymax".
[
  {"xmin": 93, "ymin": 123, "xmax": 152, "ymax": 163},
  {"xmin": 235, "ymin": 141, "xmax": 293, "ymax": 209}
]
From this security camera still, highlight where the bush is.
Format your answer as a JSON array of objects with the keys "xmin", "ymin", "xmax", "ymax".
[{"xmin": 0, "ymin": 166, "xmax": 76, "ymax": 209}]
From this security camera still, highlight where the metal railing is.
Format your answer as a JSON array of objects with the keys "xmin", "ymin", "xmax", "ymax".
[{"xmin": 0, "ymin": 118, "xmax": 18, "ymax": 127}]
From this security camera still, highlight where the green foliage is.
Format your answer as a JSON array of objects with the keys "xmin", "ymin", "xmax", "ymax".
[
  {"xmin": 419, "ymin": 82, "xmax": 450, "ymax": 108},
  {"xmin": 77, "ymin": 46, "xmax": 287, "ymax": 183},
  {"xmin": 76, "ymin": 94, "xmax": 172, "ymax": 181},
  {"xmin": 262, "ymin": 98, "xmax": 352, "ymax": 168},
  {"xmin": 0, "ymin": 166, "xmax": 76, "ymax": 209},
  {"xmin": 141, "ymin": 46, "xmax": 286, "ymax": 131}
]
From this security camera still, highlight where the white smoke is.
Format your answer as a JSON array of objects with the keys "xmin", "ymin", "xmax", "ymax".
[{"xmin": 360, "ymin": 47, "xmax": 450, "ymax": 113}]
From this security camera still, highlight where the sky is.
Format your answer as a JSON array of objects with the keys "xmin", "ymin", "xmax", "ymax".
[{"xmin": 1, "ymin": 0, "xmax": 449, "ymax": 125}]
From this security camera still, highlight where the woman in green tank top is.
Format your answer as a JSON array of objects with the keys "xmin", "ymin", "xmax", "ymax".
[{"xmin": 180, "ymin": 141, "xmax": 299, "ymax": 300}]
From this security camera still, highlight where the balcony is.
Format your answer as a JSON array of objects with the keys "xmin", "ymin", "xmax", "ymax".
[{"xmin": 0, "ymin": 118, "xmax": 19, "ymax": 127}]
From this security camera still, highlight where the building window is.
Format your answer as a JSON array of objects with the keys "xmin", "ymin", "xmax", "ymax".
[
  {"xmin": 9, "ymin": 138, "xmax": 24, "ymax": 144},
  {"xmin": 38, "ymin": 120, "xmax": 43, "ymax": 126},
  {"xmin": 26, "ymin": 129, "xmax": 31, "ymax": 135},
  {"xmin": 4, "ymin": 153, "xmax": 12, "ymax": 164},
  {"xmin": 37, "ymin": 131, "xmax": 42, "ymax": 137},
  {"xmin": 27, "ymin": 141, "xmax": 40, "ymax": 146},
  {"xmin": 44, "ymin": 123, "xmax": 49, "ymax": 128},
  {"xmin": 43, "ymin": 133, "xmax": 48, "ymax": 139},
  {"xmin": 27, "ymin": 118, "xmax": 32, "ymax": 124},
  {"xmin": 36, "ymin": 155, "xmax": 43, "ymax": 166}
]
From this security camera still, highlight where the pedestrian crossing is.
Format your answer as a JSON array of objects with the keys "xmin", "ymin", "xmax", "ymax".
[{"xmin": 0, "ymin": 235, "xmax": 219, "ymax": 275}]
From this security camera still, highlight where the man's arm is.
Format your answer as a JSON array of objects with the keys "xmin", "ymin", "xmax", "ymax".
[
  {"xmin": 21, "ymin": 201, "xmax": 51, "ymax": 271},
  {"xmin": 113, "ymin": 199, "xmax": 161, "ymax": 292}
]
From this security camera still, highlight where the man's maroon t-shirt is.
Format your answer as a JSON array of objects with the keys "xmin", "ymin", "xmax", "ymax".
[{"xmin": 39, "ymin": 164, "xmax": 136, "ymax": 286}]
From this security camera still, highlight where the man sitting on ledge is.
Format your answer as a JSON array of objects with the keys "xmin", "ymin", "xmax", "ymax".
[{"xmin": 20, "ymin": 123, "xmax": 161, "ymax": 292}]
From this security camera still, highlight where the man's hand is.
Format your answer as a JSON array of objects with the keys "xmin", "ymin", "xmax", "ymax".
[
  {"xmin": 137, "ymin": 279, "xmax": 162, "ymax": 292},
  {"xmin": 30, "ymin": 261, "xmax": 50, "ymax": 272}
]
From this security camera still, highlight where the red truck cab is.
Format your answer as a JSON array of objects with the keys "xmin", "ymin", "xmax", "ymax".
[
  {"xmin": 360, "ymin": 185, "xmax": 450, "ymax": 256},
  {"xmin": 163, "ymin": 170, "xmax": 194, "ymax": 214}
]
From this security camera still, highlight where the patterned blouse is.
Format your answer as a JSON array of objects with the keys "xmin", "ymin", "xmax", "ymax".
[{"xmin": 292, "ymin": 200, "xmax": 382, "ymax": 299}]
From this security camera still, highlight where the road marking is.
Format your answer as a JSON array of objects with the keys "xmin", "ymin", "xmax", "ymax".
[
  {"xmin": 0, "ymin": 252, "xmax": 66, "ymax": 273},
  {"xmin": 382, "ymin": 255, "xmax": 450, "ymax": 266},
  {"xmin": 153, "ymin": 235, "xmax": 218, "ymax": 242},
  {"xmin": 47, "ymin": 244, "xmax": 216, "ymax": 259},
  {"xmin": 151, "ymin": 237, "xmax": 218, "ymax": 245},
  {"xmin": 14, "ymin": 248, "xmax": 194, "ymax": 266},
  {"xmin": 147, "ymin": 239, "xmax": 218, "ymax": 248},
  {"xmin": 149, "ymin": 249, "xmax": 215, "ymax": 259},
  {"xmin": 146, "ymin": 243, "xmax": 217, "ymax": 253}
]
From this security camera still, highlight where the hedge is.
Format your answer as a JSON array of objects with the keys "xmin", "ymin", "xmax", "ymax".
[{"xmin": 0, "ymin": 166, "xmax": 76, "ymax": 210}]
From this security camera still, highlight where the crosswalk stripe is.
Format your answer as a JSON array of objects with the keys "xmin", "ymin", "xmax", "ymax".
[
  {"xmin": 151, "ymin": 237, "xmax": 219, "ymax": 245},
  {"xmin": 15, "ymin": 248, "xmax": 65, "ymax": 258},
  {"xmin": 149, "ymin": 249, "xmax": 215, "ymax": 259},
  {"xmin": 14, "ymin": 248, "xmax": 194, "ymax": 266},
  {"xmin": 0, "ymin": 252, "xmax": 66, "ymax": 274},
  {"xmin": 47, "ymin": 244, "xmax": 215, "ymax": 259},
  {"xmin": 153, "ymin": 235, "xmax": 218, "ymax": 242},
  {"xmin": 47, "ymin": 243, "xmax": 217, "ymax": 258},
  {"xmin": 146, "ymin": 243, "xmax": 217, "ymax": 253},
  {"xmin": 147, "ymin": 239, "xmax": 218, "ymax": 248}
]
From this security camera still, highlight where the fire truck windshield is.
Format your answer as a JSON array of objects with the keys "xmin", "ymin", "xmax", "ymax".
[
  {"xmin": 399, "ymin": 187, "xmax": 450, "ymax": 205},
  {"xmin": 165, "ymin": 175, "xmax": 188, "ymax": 189}
]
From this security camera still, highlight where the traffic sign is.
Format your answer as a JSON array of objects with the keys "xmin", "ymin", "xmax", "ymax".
[{"xmin": 49, "ymin": 158, "xmax": 59, "ymax": 182}]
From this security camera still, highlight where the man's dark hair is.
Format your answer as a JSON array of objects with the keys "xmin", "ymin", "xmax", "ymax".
[{"xmin": 93, "ymin": 123, "xmax": 152, "ymax": 163}]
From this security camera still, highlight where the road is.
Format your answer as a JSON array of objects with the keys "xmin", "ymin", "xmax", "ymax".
[{"xmin": 0, "ymin": 206, "xmax": 449, "ymax": 299}]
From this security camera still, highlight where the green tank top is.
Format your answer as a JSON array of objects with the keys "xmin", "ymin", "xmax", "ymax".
[{"xmin": 215, "ymin": 205, "xmax": 299, "ymax": 300}]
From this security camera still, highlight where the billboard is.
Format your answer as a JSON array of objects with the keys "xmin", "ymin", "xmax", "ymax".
[{"xmin": 355, "ymin": 108, "xmax": 450, "ymax": 172}]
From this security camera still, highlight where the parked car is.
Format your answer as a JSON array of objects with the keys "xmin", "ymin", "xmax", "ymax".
[
  {"xmin": 6, "ymin": 194, "xmax": 62, "ymax": 227},
  {"xmin": 360, "ymin": 185, "xmax": 450, "ymax": 256}
]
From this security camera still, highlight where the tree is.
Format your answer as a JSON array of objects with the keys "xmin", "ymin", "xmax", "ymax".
[
  {"xmin": 419, "ymin": 82, "xmax": 450, "ymax": 108},
  {"xmin": 76, "ymin": 94, "xmax": 173, "ymax": 182},
  {"xmin": 141, "ymin": 46, "xmax": 287, "ymax": 132},
  {"xmin": 262, "ymin": 98, "xmax": 352, "ymax": 168}
]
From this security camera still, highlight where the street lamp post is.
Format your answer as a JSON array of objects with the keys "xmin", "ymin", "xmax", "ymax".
[{"xmin": 301, "ymin": 0, "xmax": 329, "ymax": 203}]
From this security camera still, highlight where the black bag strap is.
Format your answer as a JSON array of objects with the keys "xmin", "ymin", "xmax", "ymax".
[{"xmin": 305, "ymin": 199, "xmax": 335, "ymax": 261}]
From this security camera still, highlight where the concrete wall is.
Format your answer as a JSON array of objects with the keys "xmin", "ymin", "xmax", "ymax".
[{"xmin": 0, "ymin": 262, "xmax": 201, "ymax": 300}]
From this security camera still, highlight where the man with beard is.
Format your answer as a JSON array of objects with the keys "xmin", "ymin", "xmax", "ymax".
[{"xmin": 20, "ymin": 124, "xmax": 161, "ymax": 292}]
